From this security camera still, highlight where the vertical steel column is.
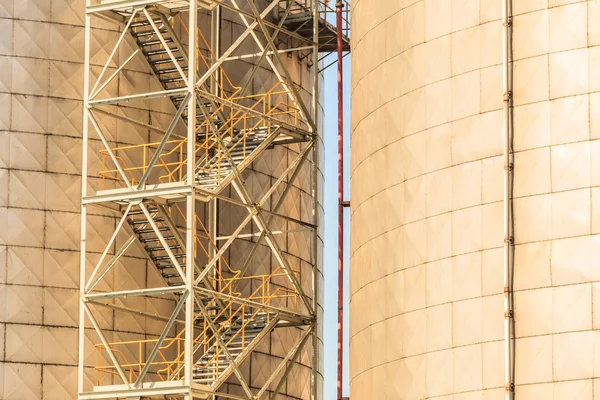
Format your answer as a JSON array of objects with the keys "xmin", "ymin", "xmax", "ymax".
[
  {"xmin": 78, "ymin": 0, "xmax": 92, "ymax": 395},
  {"xmin": 336, "ymin": 2, "xmax": 345, "ymax": 399},
  {"xmin": 208, "ymin": 8, "xmax": 219, "ymax": 400},
  {"xmin": 185, "ymin": 0, "xmax": 198, "ymax": 387},
  {"xmin": 209, "ymin": 5, "xmax": 220, "ymax": 298}
]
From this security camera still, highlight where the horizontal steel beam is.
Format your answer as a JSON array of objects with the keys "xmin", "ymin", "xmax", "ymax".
[
  {"xmin": 215, "ymin": 228, "xmax": 310, "ymax": 241},
  {"xmin": 83, "ymin": 184, "xmax": 193, "ymax": 204},
  {"xmin": 223, "ymin": 46, "xmax": 314, "ymax": 61},
  {"xmin": 88, "ymin": 88, "xmax": 189, "ymax": 107},
  {"xmin": 78, "ymin": 386, "xmax": 194, "ymax": 400},
  {"xmin": 87, "ymin": 0, "xmax": 166, "ymax": 14},
  {"xmin": 93, "ymin": 105, "xmax": 171, "ymax": 132},
  {"xmin": 196, "ymin": 89, "xmax": 312, "ymax": 138},
  {"xmin": 192, "ymin": 286, "xmax": 312, "ymax": 324},
  {"xmin": 89, "ymin": 300, "xmax": 184, "ymax": 324},
  {"xmin": 213, "ymin": 0, "xmax": 316, "ymax": 46},
  {"xmin": 261, "ymin": 208, "xmax": 316, "ymax": 229},
  {"xmin": 84, "ymin": 286, "xmax": 185, "ymax": 300},
  {"xmin": 194, "ymin": 187, "xmax": 250, "ymax": 207}
]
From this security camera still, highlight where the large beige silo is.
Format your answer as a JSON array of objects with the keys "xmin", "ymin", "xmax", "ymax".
[
  {"xmin": 350, "ymin": 0, "xmax": 600, "ymax": 398},
  {"xmin": 0, "ymin": 1, "xmax": 323, "ymax": 399}
]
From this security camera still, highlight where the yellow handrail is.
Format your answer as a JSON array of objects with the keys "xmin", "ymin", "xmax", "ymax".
[
  {"xmin": 98, "ymin": 81, "xmax": 300, "ymax": 189},
  {"xmin": 95, "ymin": 266, "xmax": 299, "ymax": 384}
]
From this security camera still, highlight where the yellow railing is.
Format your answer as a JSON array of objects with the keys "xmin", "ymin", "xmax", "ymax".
[
  {"xmin": 155, "ymin": 266, "xmax": 298, "ymax": 381},
  {"xmin": 99, "ymin": 81, "xmax": 299, "ymax": 189},
  {"xmin": 100, "ymin": 12, "xmax": 302, "ymax": 190},
  {"xmin": 95, "ymin": 9, "xmax": 304, "ymax": 386},
  {"xmin": 95, "ymin": 267, "xmax": 298, "ymax": 384},
  {"xmin": 95, "ymin": 338, "xmax": 184, "ymax": 385},
  {"xmin": 176, "ymin": 13, "xmax": 242, "ymax": 98},
  {"xmin": 99, "ymin": 139, "xmax": 192, "ymax": 188}
]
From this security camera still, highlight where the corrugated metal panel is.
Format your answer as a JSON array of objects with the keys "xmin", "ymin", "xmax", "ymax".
[
  {"xmin": 351, "ymin": 0, "xmax": 600, "ymax": 399},
  {"xmin": 0, "ymin": 1, "xmax": 323, "ymax": 399}
]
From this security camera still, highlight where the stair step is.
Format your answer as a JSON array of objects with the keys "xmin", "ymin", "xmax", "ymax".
[
  {"xmin": 152, "ymin": 254, "xmax": 185, "ymax": 261},
  {"xmin": 162, "ymin": 272, "xmax": 182, "ymax": 278},
  {"xmin": 134, "ymin": 226, "xmax": 170, "ymax": 234},
  {"xmin": 131, "ymin": 19, "xmax": 162, "ymax": 28},
  {"xmin": 156, "ymin": 263, "xmax": 177, "ymax": 270},
  {"xmin": 146, "ymin": 244, "xmax": 181, "ymax": 251},
  {"xmin": 132, "ymin": 28, "xmax": 168, "ymax": 38},
  {"xmin": 152, "ymin": 57, "xmax": 185, "ymax": 65},
  {"xmin": 138, "ymin": 38, "xmax": 174, "ymax": 47},
  {"xmin": 200, "ymin": 351, "xmax": 242, "ymax": 360},
  {"xmin": 128, "ymin": 208, "xmax": 158, "ymax": 216},
  {"xmin": 144, "ymin": 47, "xmax": 180, "ymax": 57},
  {"xmin": 130, "ymin": 217, "xmax": 163, "ymax": 225},
  {"xmin": 157, "ymin": 66, "xmax": 190, "ymax": 74},
  {"xmin": 140, "ymin": 235, "xmax": 175, "ymax": 243},
  {"xmin": 159, "ymin": 76, "xmax": 187, "ymax": 84}
]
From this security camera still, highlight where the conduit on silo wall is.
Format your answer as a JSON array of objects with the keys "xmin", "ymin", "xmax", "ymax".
[{"xmin": 502, "ymin": 0, "xmax": 516, "ymax": 396}]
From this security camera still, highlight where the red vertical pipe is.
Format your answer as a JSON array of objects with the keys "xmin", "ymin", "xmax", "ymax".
[{"xmin": 336, "ymin": 2, "xmax": 344, "ymax": 400}]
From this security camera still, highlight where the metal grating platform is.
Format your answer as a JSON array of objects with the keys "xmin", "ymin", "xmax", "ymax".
[
  {"xmin": 97, "ymin": 0, "xmax": 217, "ymax": 12},
  {"xmin": 283, "ymin": 13, "xmax": 350, "ymax": 53}
]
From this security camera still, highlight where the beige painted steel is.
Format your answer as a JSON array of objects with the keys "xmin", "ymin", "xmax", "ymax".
[
  {"xmin": 350, "ymin": 0, "xmax": 600, "ymax": 398},
  {"xmin": 0, "ymin": 1, "xmax": 323, "ymax": 399}
]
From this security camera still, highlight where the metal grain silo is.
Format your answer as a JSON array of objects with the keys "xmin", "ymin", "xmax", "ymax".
[
  {"xmin": 0, "ymin": 1, "xmax": 336, "ymax": 399},
  {"xmin": 350, "ymin": 0, "xmax": 600, "ymax": 398}
]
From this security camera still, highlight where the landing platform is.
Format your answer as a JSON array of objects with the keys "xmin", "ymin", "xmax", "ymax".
[
  {"xmin": 90, "ymin": 0, "xmax": 217, "ymax": 13},
  {"xmin": 280, "ymin": 13, "xmax": 351, "ymax": 53},
  {"xmin": 80, "ymin": 380, "xmax": 210, "ymax": 399}
]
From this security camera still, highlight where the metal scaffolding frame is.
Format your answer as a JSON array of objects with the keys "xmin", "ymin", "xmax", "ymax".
[{"xmin": 77, "ymin": 0, "xmax": 349, "ymax": 399}]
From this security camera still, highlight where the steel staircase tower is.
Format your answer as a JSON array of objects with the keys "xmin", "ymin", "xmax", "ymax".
[{"xmin": 77, "ymin": 0, "xmax": 349, "ymax": 399}]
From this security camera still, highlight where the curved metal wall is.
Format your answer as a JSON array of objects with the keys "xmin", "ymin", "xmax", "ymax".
[
  {"xmin": 0, "ymin": 1, "xmax": 323, "ymax": 399},
  {"xmin": 350, "ymin": 0, "xmax": 600, "ymax": 398},
  {"xmin": 0, "ymin": 2, "xmax": 112, "ymax": 397}
]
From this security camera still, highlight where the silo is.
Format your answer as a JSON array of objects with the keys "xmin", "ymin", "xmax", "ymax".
[
  {"xmin": 0, "ymin": 1, "xmax": 324, "ymax": 399},
  {"xmin": 351, "ymin": 0, "xmax": 600, "ymax": 398}
]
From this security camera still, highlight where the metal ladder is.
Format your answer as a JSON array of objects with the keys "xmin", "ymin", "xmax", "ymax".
[{"xmin": 193, "ymin": 312, "xmax": 275, "ymax": 385}]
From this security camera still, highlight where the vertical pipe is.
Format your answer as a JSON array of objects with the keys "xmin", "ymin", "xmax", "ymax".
[
  {"xmin": 311, "ymin": 0, "xmax": 321, "ymax": 399},
  {"xmin": 185, "ymin": 0, "xmax": 198, "ymax": 389},
  {"xmin": 502, "ymin": 0, "xmax": 515, "ymax": 396},
  {"xmin": 336, "ymin": 2, "xmax": 344, "ymax": 400}
]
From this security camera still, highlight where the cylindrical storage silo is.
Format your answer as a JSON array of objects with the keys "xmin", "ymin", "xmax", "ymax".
[
  {"xmin": 0, "ymin": 1, "xmax": 323, "ymax": 399},
  {"xmin": 350, "ymin": 0, "xmax": 600, "ymax": 398}
]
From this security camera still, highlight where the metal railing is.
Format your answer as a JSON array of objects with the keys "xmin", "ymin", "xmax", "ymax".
[
  {"xmin": 277, "ymin": 0, "xmax": 351, "ymax": 39},
  {"xmin": 94, "ymin": 267, "xmax": 298, "ymax": 384},
  {"xmin": 98, "ymin": 81, "xmax": 299, "ymax": 188},
  {"xmin": 320, "ymin": 0, "xmax": 350, "ymax": 39}
]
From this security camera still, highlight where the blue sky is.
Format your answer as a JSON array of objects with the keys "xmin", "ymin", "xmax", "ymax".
[{"xmin": 322, "ymin": 52, "xmax": 351, "ymax": 398}]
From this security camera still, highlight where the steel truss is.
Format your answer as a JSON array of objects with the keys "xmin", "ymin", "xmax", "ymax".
[{"xmin": 77, "ymin": 0, "xmax": 347, "ymax": 399}]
